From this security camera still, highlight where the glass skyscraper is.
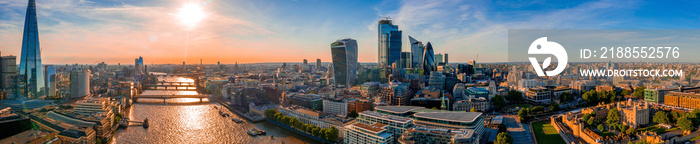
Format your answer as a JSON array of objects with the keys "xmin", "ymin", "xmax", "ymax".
[
  {"xmin": 44, "ymin": 65, "xmax": 56, "ymax": 97},
  {"xmin": 378, "ymin": 19, "xmax": 401, "ymax": 67},
  {"xmin": 19, "ymin": 0, "xmax": 44, "ymax": 98},
  {"xmin": 409, "ymin": 36, "xmax": 424, "ymax": 69},
  {"xmin": 331, "ymin": 38, "xmax": 358, "ymax": 87},
  {"xmin": 422, "ymin": 42, "xmax": 436, "ymax": 76}
]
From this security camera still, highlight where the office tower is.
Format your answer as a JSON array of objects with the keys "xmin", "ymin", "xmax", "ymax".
[
  {"xmin": 408, "ymin": 36, "xmax": 424, "ymax": 69},
  {"xmin": 400, "ymin": 52, "xmax": 411, "ymax": 69},
  {"xmin": 331, "ymin": 38, "xmax": 358, "ymax": 86},
  {"xmin": 135, "ymin": 56, "xmax": 144, "ymax": 75},
  {"xmin": 444, "ymin": 53, "xmax": 448, "ymax": 64},
  {"xmin": 70, "ymin": 69, "xmax": 90, "ymax": 99},
  {"xmin": 422, "ymin": 42, "xmax": 436, "ymax": 75},
  {"xmin": 1, "ymin": 54, "xmax": 18, "ymax": 98},
  {"xmin": 316, "ymin": 58, "xmax": 321, "ymax": 71},
  {"xmin": 44, "ymin": 65, "xmax": 56, "ymax": 97},
  {"xmin": 303, "ymin": 59, "xmax": 308, "ymax": 65},
  {"xmin": 378, "ymin": 18, "xmax": 402, "ymax": 67},
  {"xmin": 19, "ymin": 0, "xmax": 44, "ymax": 98},
  {"xmin": 435, "ymin": 53, "xmax": 444, "ymax": 65}
]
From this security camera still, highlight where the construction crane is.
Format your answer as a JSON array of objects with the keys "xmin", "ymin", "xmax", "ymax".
[{"xmin": 380, "ymin": 16, "xmax": 391, "ymax": 20}]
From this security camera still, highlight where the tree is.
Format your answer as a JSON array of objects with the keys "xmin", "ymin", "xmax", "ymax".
[
  {"xmin": 498, "ymin": 124, "xmax": 507, "ymax": 133},
  {"xmin": 470, "ymin": 107, "xmax": 477, "ymax": 112},
  {"xmin": 653, "ymin": 111, "xmax": 670, "ymax": 125},
  {"xmin": 312, "ymin": 127, "xmax": 321, "ymax": 136},
  {"xmin": 305, "ymin": 125, "xmax": 313, "ymax": 133},
  {"xmin": 549, "ymin": 103, "xmax": 560, "ymax": 112},
  {"xmin": 531, "ymin": 106, "xmax": 545, "ymax": 114},
  {"xmin": 587, "ymin": 118, "xmax": 595, "ymax": 126},
  {"xmin": 582, "ymin": 90, "xmax": 598, "ymax": 104},
  {"xmin": 582, "ymin": 114, "xmax": 590, "ymax": 122},
  {"xmin": 265, "ymin": 109, "xmax": 277, "ymax": 118},
  {"xmin": 518, "ymin": 109, "xmax": 528, "ymax": 121},
  {"xmin": 319, "ymin": 129, "xmax": 327, "ymax": 139},
  {"xmin": 348, "ymin": 110, "xmax": 359, "ymax": 118},
  {"xmin": 621, "ymin": 90, "xmax": 631, "ymax": 97},
  {"xmin": 494, "ymin": 132, "xmax": 513, "ymax": 144},
  {"xmin": 607, "ymin": 108, "xmax": 620, "ymax": 125},
  {"xmin": 625, "ymin": 127, "xmax": 636, "ymax": 135},
  {"xmin": 507, "ymin": 90, "xmax": 524, "ymax": 102},
  {"xmin": 618, "ymin": 124, "xmax": 627, "ymax": 132},
  {"xmin": 560, "ymin": 92, "xmax": 574, "ymax": 103},
  {"xmin": 597, "ymin": 124, "xmax": 605, "ymax": 131},
  {"xmin": 678, "ymin": 116, "xmax": 694, "ymax": 132},
  {"xmin": 690, "ymin": 109, "xmax": 700, "ymax": 126},
  {"xmin": 671, "ymin": 111, "xmax": 685, "ymax": 124},
  {"xmin": 633, "ymin": 86, "xmax": 646, "ymax": 98},
  {"xmin": 327, "ymin": 127, "xmax": 339, "ymax": 141},
  {"xmin": 492, "ymin": 95, "xmax": 507, "ymax": 111}
]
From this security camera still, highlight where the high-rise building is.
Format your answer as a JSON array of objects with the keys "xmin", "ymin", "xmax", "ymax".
[
  {"xmin": 0, "ymin": 56, "xmax": 17, "ymax": 89},
  {"xmin": 444, "ymin": 53, "xmax": 448, "ymax": 64},
  {"xmin": 422, "ymin": 42, "xmax": 436, "ymax": 75},
  {"xmin": 435, "ymin": 53, "xmax": 444, "ymax": 65},
  {"xmin": 44, "ymin": 65, "xmax": 56, "ymax": 97},
  {"xmin": 316, "ymin": 58, "xmax": 322, "ymax": 71},
  {"xmin": 70, "ymin": 69, "xmax": 90, "ymax": 99},
  {"xmin": 19, "ymin": 0, "xmax": 44, "ymax": 98},
  {"xmin": 303, "ymin": 59, "xmax": 308, "ymax": 65},
  {"xmin": 378, "ymin": 18, "xmax": 401, "ymax": 67},
  {"xmin": 408, "ymin": 36, "xmax": 424, "ymax": 69},
  {"xmin": 400, "ymin": 52, "xmax": 411, "ymax": 69},
  {"xmin": 331, "ymin": 38, "xmax": 358, "ymax": 87},
  {"xmin": 1, "ymin": 54, "xmax": 18, "ymax": 98},
  {"xmin": 135, "ymin": 56, "xmax": 144, "ymax": 75}
]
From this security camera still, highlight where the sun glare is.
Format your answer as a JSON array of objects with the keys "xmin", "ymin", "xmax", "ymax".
[{"xmin": 176, "ymin": 3, "xmax": 205, "ymax": 28}]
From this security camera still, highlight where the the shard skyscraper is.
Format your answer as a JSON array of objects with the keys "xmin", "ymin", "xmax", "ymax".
[{"xmin": 19, "ymin": 0, "xmax": 44, "ymax": 98}]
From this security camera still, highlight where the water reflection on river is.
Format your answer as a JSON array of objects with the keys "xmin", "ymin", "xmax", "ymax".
[{"xmin": 112, "ymin": 77, "xmax": 317, "ymax": 144}]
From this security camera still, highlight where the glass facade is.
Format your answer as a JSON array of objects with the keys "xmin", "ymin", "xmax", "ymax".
[
  {"xmin": 44, "ymin": 65, "xmax": 56, "ymax": 97},
  {"xmin": 19, "ymin": 0, "xmax": 44, "ymax": 98},
  {"xmin": 409, "ymin": 36, "xmax": 424, "ymax": 69},
  {"xmin": 422, "ymin": 42, "xmax": 436, "ymax": 75},
  {"xmin": 378, "ymin": 19, "xmax": 401, "ymax": 67},
  {"xmin": 331, "ymin": 38, "xmax": 358, "ymax": 87}
]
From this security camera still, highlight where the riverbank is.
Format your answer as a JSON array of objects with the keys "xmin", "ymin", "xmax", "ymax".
[
  {"xmin": 216, "ymin": 100, "xmax": 264, "ymax": 122},
  {"xmin": 265, "ymin": 119, "xmax": 327, "ymax": 144}
]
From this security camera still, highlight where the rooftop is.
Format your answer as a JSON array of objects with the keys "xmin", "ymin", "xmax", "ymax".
[
  {"xmin": 295, "ymin": 108, "xmax": 321, "ymax": 118},
  {"xmin": 352, "ymin": 122, "xmax": 388, "ymax": 134},
  {"xmin": 375, "ymin": 106, "xmax": 425, "ymax": 114},
  {"xmin": 360, "ymin": 111, "xmax": 412, "ymax": 123},
  {"xmin": 413, "ymin": 112, "xmax": 482, "ymax": 123}
]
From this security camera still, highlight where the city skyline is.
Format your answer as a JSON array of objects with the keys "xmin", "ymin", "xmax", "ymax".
[{"xmin": 1, "ymin": 0, "xmax": 700, "ymax": 64}]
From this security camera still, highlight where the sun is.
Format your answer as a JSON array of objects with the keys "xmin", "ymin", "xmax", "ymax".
[{"xmin": 176, "ymin": 3, "xmax": 206, "ymax": 28}]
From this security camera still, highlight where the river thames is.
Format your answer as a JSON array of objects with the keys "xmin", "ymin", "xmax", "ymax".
[{"xmin": 111, "ymin": 77, "xmax": 317, "ymax": 144}]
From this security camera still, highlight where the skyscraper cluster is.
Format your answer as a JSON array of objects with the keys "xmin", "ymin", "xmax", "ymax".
[{"xmin": 377, "ymin": 18, "xmax": 402, "ymax": 68}]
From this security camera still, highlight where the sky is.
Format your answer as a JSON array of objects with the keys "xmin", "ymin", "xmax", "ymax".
[{"xmin": 0, "ymin": 0, "xmax": 699, "ymax": 64}]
